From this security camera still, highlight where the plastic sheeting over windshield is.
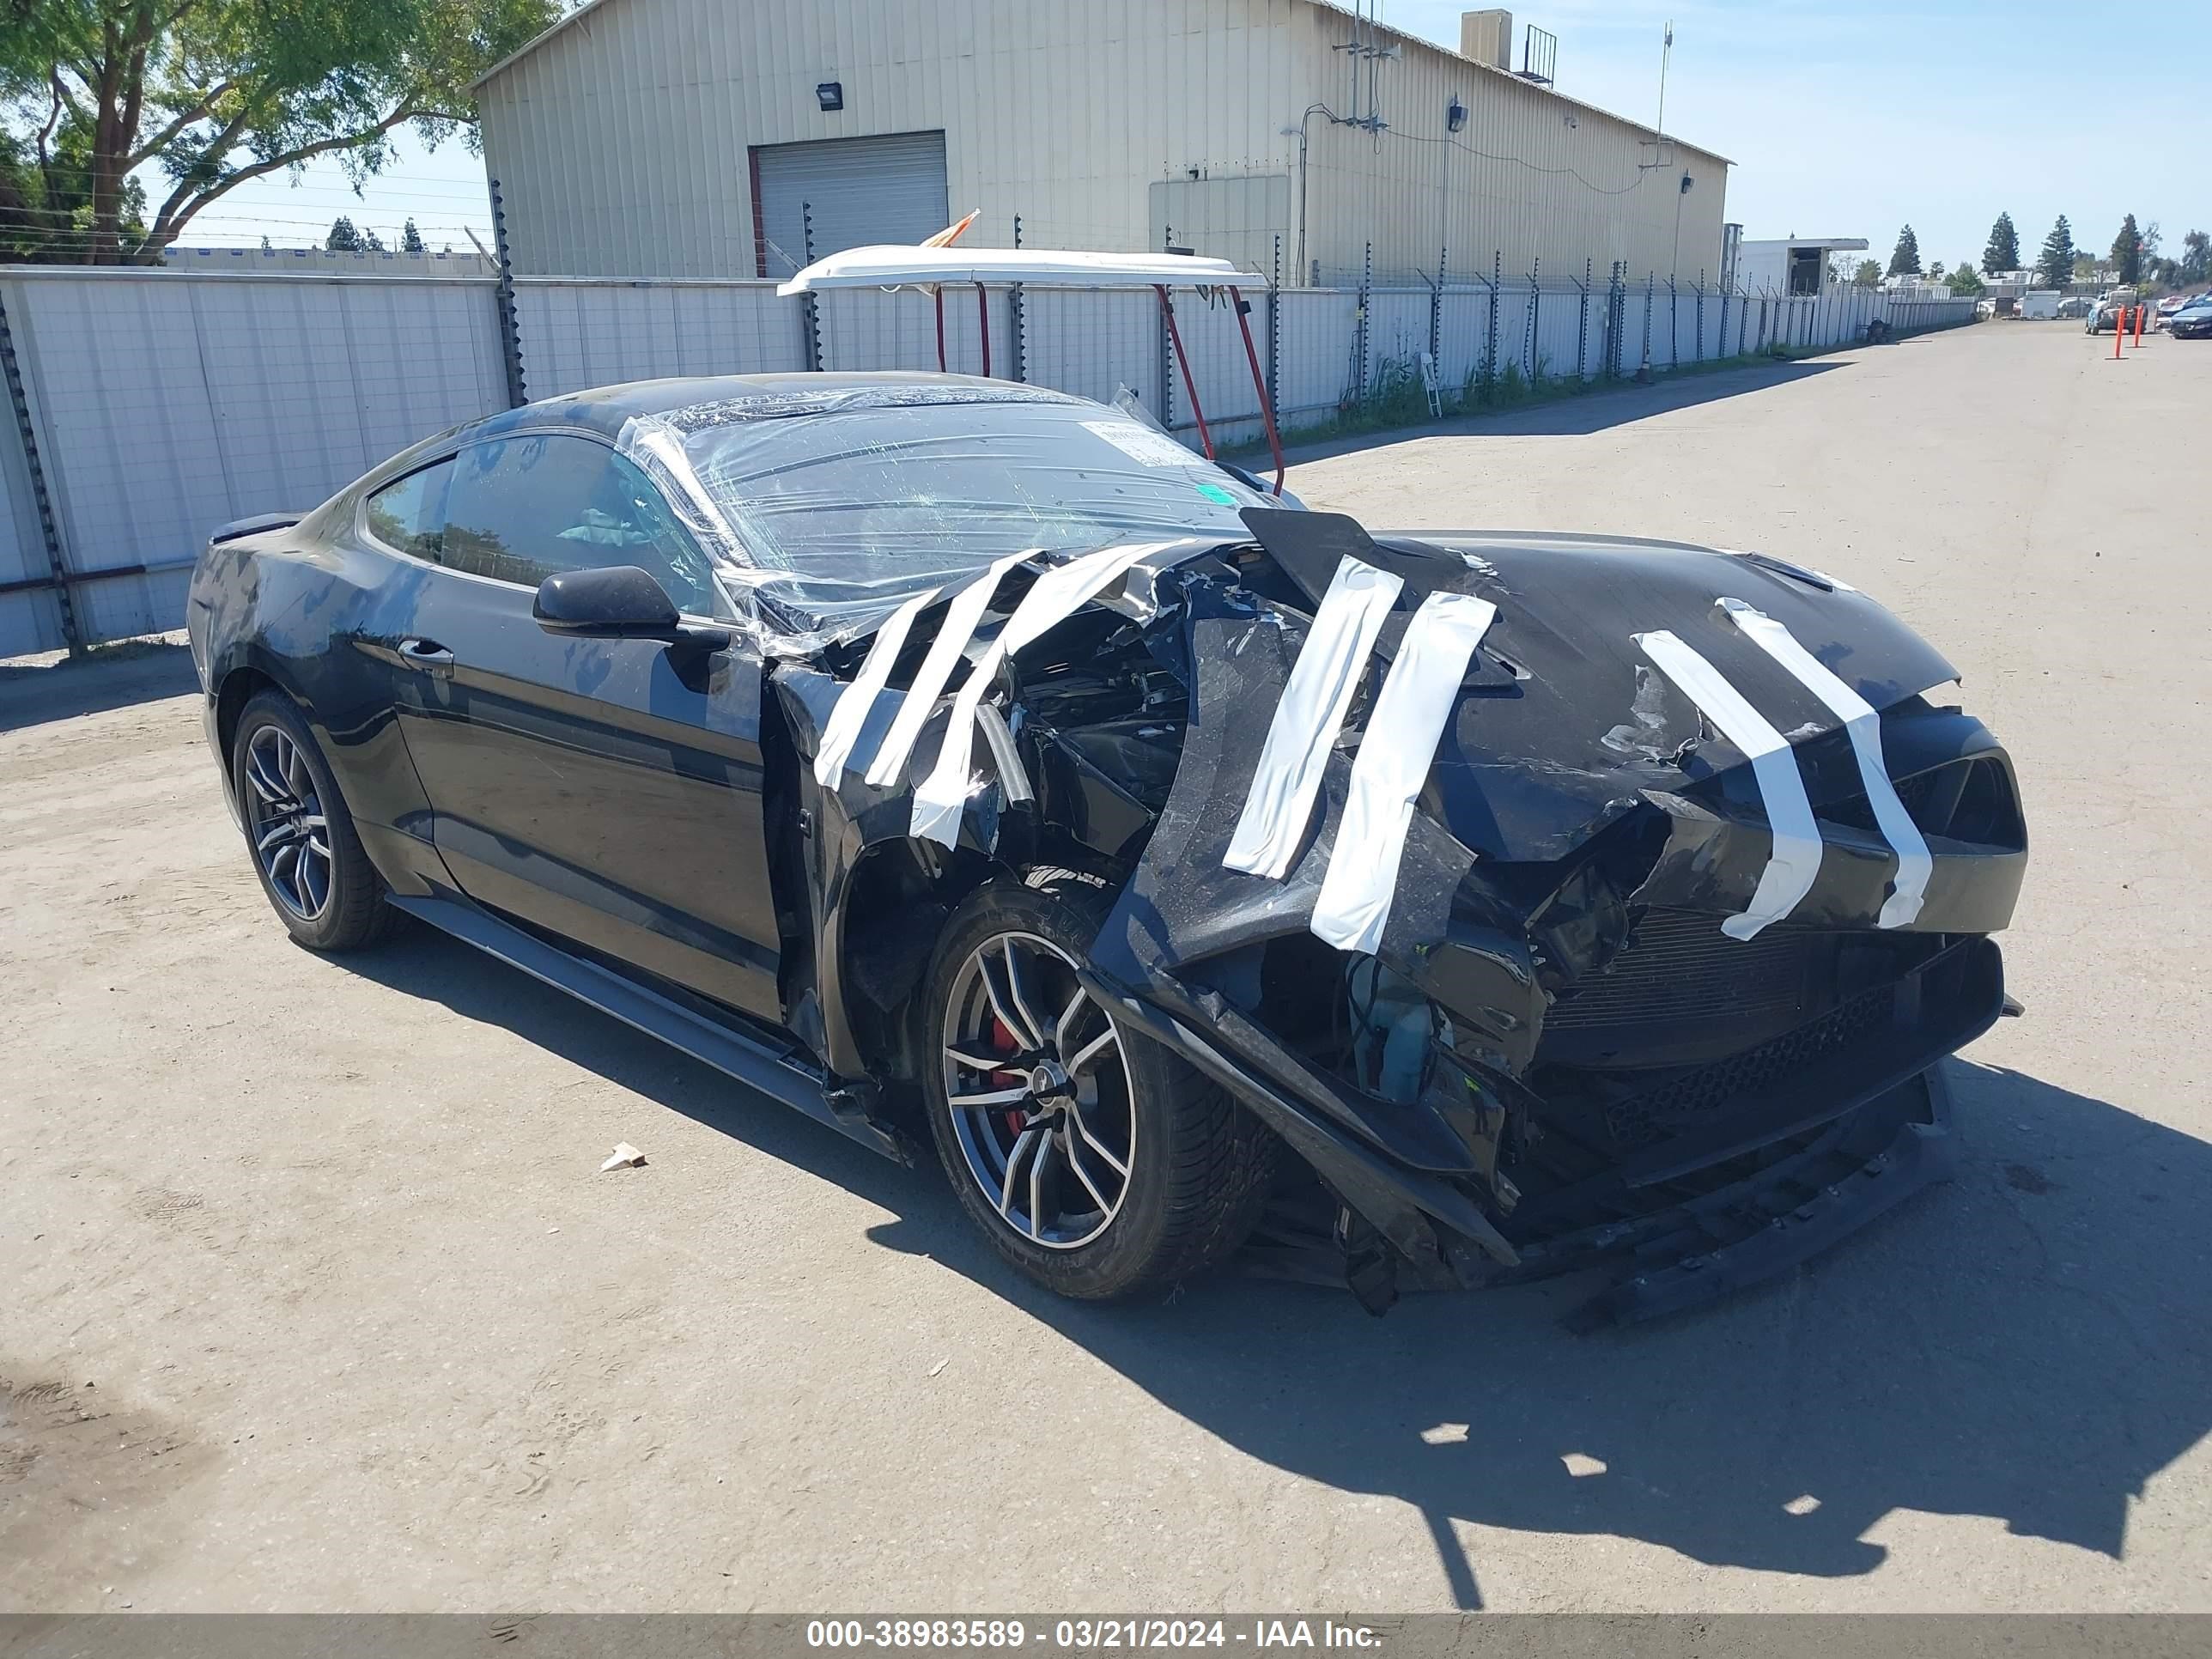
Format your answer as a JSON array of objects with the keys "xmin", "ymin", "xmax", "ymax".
[{"xmin": 617, "ymin": 384, "xmax": 1279, "ymax": 655}]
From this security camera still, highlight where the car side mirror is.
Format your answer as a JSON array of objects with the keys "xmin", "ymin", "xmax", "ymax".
[
  {"xmin": 533, "ymin": 565, "xmax": 683, "ymax": 638},
  {"xmin": 533, "ymin": 564, "xmax": 737, "ymax": 665}
]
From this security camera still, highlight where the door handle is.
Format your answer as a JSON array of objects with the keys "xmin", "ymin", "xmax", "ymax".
[{"xmin": 398, "ymin": 637, "xmax": 455, "ymax": 676}]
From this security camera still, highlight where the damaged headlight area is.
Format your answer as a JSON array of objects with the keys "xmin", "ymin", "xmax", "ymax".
[{"xmin": 769, "ymin": 505, "xmax": 2027, "ymax": 1328}]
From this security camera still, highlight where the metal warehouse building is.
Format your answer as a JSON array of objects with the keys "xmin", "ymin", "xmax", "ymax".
[{"xmin": 476, "ymin": 1, "xmax": 1729, "ymax": 289}]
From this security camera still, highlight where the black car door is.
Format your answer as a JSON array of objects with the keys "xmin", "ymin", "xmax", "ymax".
[{"xmin": 374, "ymin": 432, "xmax": 786, "ymax": 1022}]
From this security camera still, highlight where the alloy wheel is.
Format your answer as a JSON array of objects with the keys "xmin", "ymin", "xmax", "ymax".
[
  {"xmin": 940, "ymin": 930, "xmax": 1135, "ymax": 1249},
  {"xmin": 244, "ymin": 724, "xmax": 333, "ymax": 921}
]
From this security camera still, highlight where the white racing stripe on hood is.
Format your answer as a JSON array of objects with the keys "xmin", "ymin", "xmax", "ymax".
[
  {"xmin": 1633, "ymin": 628, "xmax": 1824, "ymax": 941},
  {"xmin": 909, "ymin": 542, "xmax": 1174, "ymax": 848},
  {"xmin": 1223, "ymin": 556, "xmax": 1404, "ymax": 880},
  {"xmin": 1309, "ymin": 591, "xmax": 1497, "ymax": 955},
  {"xmin": 861, "ymin": 550, "xmax": 1036, "ymax": 791},
  {"xmin": 1716, "ymin": 596, "xmax": 1930, "ymax": 928},
  {"xmin": 811, "ymin": 585, "xmax": 940, "ymax": 787}
]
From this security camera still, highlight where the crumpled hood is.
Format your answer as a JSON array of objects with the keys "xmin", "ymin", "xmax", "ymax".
[{"xmin": 1368, "ymin": 531, "xmax": 1960, "ymax": 862}]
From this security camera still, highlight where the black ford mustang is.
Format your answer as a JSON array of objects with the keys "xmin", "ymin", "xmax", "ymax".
[{"xmin": 188, "ymin": 373, "xmax": 2027, "ymax": 1323}]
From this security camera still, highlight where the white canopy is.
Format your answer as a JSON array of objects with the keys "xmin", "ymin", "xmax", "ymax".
[{"xmin": 777, "ymin": 244, "xmax": 1261, "ymax": 296}]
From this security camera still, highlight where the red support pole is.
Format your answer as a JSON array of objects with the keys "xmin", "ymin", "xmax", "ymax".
[
  {"xmin": 1156, "ymin": 283, "xmax": 1213, "ymax": 459},
  {"xmin": 976, "ymin": 282, "xmax": 992, "ymax": 378},
  {"xmin": 2133, "ymin": 301, "xmax": 2144, "ymax": 346},
  {"xmin": 934, "ymin": 289, "xmax": 947, "ymax": 372},
  {"xmin": 2114, "ymin": 307, "xmax": 2124, "ymax": 360},
  {"xmin": 1227, "ymin": 286, "xmax": 1286, "ymax": 495}
]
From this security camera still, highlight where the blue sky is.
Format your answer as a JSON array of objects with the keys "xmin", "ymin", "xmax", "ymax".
[
  {"xmin": 169, "ymin": 0, "xmax": 2206, "ymax": 274},
  {"xmin": 1391, "ymin": 0, "xmax": 2205, "ymax": 271}
]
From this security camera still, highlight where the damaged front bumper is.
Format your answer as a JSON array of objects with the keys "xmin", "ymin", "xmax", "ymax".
[{"xmin": 777, "ymin": 510, "xmax": 2026, "ymax": 1324}]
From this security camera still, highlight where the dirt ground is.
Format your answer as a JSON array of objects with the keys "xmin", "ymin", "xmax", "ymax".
[{"xmin": 3, "ymin": 322, "xmax": 2207, "ymax": 1613}]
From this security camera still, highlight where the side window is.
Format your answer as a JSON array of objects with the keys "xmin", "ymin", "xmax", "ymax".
[
  {"xmin": 363, "ymin": 459, "xmax": 453, "ymax": 562},
  {"xmin": 441, "ymin": 434, "xmax": 720, "ymax": 615}
]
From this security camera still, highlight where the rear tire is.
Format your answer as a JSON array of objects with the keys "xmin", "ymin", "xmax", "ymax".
[
  {"xmin": 231, "ymin": 690, "xmax": 400, "ymax": 952},
  {"xmin": 921, "ymin": 878, "xmax": 1277, "ymax": 1300}
]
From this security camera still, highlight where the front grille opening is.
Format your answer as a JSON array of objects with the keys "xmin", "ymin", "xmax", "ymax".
[{"xmin": 1818, "ymin": 755, "xmax": 2024, "ymax": 849}]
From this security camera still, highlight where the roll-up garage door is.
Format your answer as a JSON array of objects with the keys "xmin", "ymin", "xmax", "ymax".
[{"xmin": 750, "ymin": 131, "xmax": 951, "ymax": 278}]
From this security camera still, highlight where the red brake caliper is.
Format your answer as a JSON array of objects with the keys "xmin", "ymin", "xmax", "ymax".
[{"xmin": 990, "ymin": 1016, "xmax": 1027, "ymax": 1138}]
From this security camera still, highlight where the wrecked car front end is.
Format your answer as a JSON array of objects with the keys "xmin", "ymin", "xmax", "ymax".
[
  {"xmin": 761, "ymin": 506, "xmax": 2024, "ymax": 1325},
  {"xmin": 630, "ymin": 380, "xmax": 2023, "ymax": 1325}
]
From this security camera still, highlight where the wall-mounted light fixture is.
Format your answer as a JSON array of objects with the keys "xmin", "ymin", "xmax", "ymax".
[
  {"xmin": 1679, "ymin": 173, "xmax": 1695, "ymax": 194},
  {"xmin": 816, "ymin": 81, "xmax": 843, "ymax": 112},
  {"xmin": 1445, "ymin": 96, "xmax": 1467, "ymax": 132}
]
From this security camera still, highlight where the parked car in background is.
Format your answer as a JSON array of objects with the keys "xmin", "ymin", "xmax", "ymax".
[
  {"xmin": 2086, "ymin": 297, "xmax": 2137, "ymax": 334},
  {"xmin": 2154, "ymin": 294, "xmax": 2190, "ymax": 331},
  {"xmin": 2168, "ymin": 297, "xmax": 2212, "ymax": 340},
  {"xmin": 2055, "ymin": 295, "xmax": 2092, "ymax": 319}
]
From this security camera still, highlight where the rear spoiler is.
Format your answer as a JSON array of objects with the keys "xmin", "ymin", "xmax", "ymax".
[{"xmin": 209, "ymin": 512, "xmax": 305, "ymax": 544}]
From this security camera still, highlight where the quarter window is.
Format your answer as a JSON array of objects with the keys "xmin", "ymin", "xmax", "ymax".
[{"xmin": 364, "ymin": 459, "xmax": 453, "ymax": 562}]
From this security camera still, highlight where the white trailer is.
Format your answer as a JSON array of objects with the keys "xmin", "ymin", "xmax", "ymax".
[{"xmin": 2019, "ymin": 290, "xmax": 2061, "ymax": 320}]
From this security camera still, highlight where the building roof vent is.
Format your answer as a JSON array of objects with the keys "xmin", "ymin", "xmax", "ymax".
[{"xmin": 1460, "ymin": 9, "xmax": 1512, "ymax": 70}]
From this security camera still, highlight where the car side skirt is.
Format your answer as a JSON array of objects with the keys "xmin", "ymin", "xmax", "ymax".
[{"xmin": 386, "ymin": 892, "xmax": 912, "ymax": 1164}]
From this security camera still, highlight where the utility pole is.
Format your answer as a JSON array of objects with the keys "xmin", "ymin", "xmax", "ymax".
[{"xmin": 1657, "ymin": 21, "xmax": 1674, "ymax": 138}]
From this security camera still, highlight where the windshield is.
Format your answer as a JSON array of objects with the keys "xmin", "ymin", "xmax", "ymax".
[{"xmin": 617, "ymin": 386, "xmax": 1279, "ymax": 651}]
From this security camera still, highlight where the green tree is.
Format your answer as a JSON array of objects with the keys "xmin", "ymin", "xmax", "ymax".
[
  {"xmin": 2037, "ymin": 215, "xmax": 2076, "ymax": 286},
  {"xmin": 0, "ymin": 0, "xmax": 557, "ymax": 264},
  {"xmin": 2178, "ymin": 229, "xmax": 2209, "ymax": 285},
  {"xmin": 1887, "ymin": 223, "xmax": 1923, "ymax": 276},
  {"xmin": 1947, "ymin": 263, "xmax": 1985, "ymax": 296},
  {"xmin": 400, "ymin": 216, "xmax": 424, "ymax": 252},
  {"xmin": 1982, "ymin": 211, "xmax": 2020, "ymax": 275},
  {"xmin": 1928, "ymin": 259, "xmax": 1947, "ymax": 281},
  {"xmin": 0, "ymin": 121, "xmax": 146, "ymax": 260},
  {"xmin": 2111, "ymin": 214, "xmax": 2143, "ymax": 285},
  {"xmin": 1852, "ymin": 258, "xmax": 1881, "ymax": 287},
  {"xmin": 325, "ymin": 213, "xmax": 362, "ymax": 252}
]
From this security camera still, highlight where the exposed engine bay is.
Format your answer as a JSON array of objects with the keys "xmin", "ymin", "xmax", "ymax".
[{"xmin": 768, "ymin": 507, "xmax": 2027, "ymax": 1324}]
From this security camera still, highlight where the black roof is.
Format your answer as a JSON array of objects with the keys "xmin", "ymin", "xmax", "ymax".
[{"xmin": 474, "ymin": 371, "xmax": 1079, "ymax": 441}]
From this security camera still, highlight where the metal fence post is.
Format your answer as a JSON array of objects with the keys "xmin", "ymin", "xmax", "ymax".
[
  {"xmin": 1641, "ymin": 273, "xmax": 1654, "ymax": 376},
  {"xmin": 1607, "ymin": 262, "xmax": 1625, "ymax": 379},
  {"xmin": 489, "ymin": 177, "xmax": 526, "ymax": 408},
  {"xmin": 1577, "ymin": 258, "xmax": 1590, "ymax": 382},
  {"xmin": 1009, "ymin": 214, "xmax": 1026, "ymax": 383},
  {"xmin": 1695, "ymin": 271, "xmax": 1705, "ymax": 363},
  {"xmin": 1267, "ymin": 234, "xmax": 1282, "ymax": 432},
  {"xmin": 1159, "ymin": 223, "xmax": 1175, "ymax": 430},
  {"xmin": 800, "ymin": 201, "xmax": 823, "ymax": 373},
  {"xmin": 1429, "ymin": 246, "xmax": 1443, "ymax": 368},
  {"xmin": 0, "ymin": 282, "xmax": 81, "ymax": 656},
  {"xmin": 1357, "ymin": 240, "xmax": 1372, "ymax": 401},
  {"xmin": 1666, "ymin": 274, "xmax": 1678, "ymax": 368},
  {"xmin": 1527, "ymin": 258, "xmax": 1540, "ymax": 382},
  {"xmin": 1486, "ymin": 251, "xmax": 1500, "ymax": 391}
]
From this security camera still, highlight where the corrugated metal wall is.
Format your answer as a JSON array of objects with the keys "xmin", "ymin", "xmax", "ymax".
[
  {"xmin": 0, "ymin": 263, "xmax": 1974, "ymax": 659},
  {"xmin": 0, "ymin": 270, "xmax": 508, "ymax": 657},
  {"xmin": 475, "ymin": 0, "xmax": 1729, "ymax": 290},
  {"xmin": 514, "ymin": 278, "xmax": 809, "ymax": 396}
]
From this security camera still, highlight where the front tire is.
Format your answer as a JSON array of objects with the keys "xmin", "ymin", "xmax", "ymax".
[
  {"xmin": 231, "ymin": 690, "xmax": 399, "ymax": 951},
  {"xmin": 921, "ymin": 878, "xmax": 1277, "ymax": 1300}
]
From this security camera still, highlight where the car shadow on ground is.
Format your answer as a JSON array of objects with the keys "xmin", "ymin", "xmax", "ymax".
[
  {"xmin": 352, "ymin": 928, "xmax": 2209, "ymax": 1610},
  {"xmin": 1278, "ymin": 358, "xmax": 1848, "ymax": 465},
  {"xmin": 0, "ymin": 639, "xmax": 198, "ymax": 733}
]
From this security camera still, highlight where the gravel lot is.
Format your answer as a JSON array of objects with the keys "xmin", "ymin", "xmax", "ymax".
[{"xmin": 4, "ymin": 322, "xmax": 2207, "ymax": 1613}]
